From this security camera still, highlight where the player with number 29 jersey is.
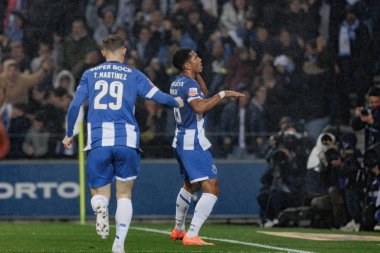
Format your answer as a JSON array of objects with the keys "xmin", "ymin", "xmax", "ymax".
[{"xmin": 66, "ymin": 61, "xmax": 178, "ymax": 151}]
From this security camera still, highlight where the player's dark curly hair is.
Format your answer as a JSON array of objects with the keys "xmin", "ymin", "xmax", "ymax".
[{"xmin": 172, "ymin": 48, "xmax": 192, "ymax": 72}]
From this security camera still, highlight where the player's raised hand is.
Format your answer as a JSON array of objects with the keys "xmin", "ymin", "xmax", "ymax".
[
  {"xmin": 62, "ymin": 135, "xmax": 73, "ymax": 149},
  {"xmin": 175, "ymin": 97, "xmax": 184, "ymax": 108},
  {"xmin": 223, "ymin": 91, "xmax": 246, "ymax": 98}
]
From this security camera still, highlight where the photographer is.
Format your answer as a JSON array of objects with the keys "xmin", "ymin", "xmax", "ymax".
[
  {"xmin": 339, "ymin": 133, "xmax": 365, "ymax": 232},
  {"xmin": 306, "ymin": 132, "xmax": 336, "ymax": 196},
  {"xmin": 257, "ymin": 139, "xmax": 306, "ymax": 228},
  {"xmin": 361, "ymin": 148, "xmax": 380, "ymax": 231},
  {"xmin": 310, "ymin": 147, "xmax": 348, "ymax": 228},
  {"xmin": 351, "ymin": 87, "xmax": 380, "ymax": 150}
]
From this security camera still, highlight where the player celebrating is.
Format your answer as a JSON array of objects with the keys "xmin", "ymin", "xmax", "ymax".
[
  {"xmin": 62, "ymin": 34, "xmax": 183, "ymax": 253},
  {"xmin": 169, "ymin": 48, "xmax": 244, "ymax": 245}
]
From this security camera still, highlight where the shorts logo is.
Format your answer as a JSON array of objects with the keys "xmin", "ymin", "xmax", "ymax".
[
  {"xmin": 212, "ymin": 165, "xmax": 217, "ymax": 174},
  {"xmin": 188, "ymin": 88, "xmax": 198, "ymax": 97}
]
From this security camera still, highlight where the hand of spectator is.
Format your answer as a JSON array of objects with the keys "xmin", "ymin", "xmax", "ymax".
[
  {"xmin": 354, "ymin": 106, "xmax": 362, "ymax": 117},
  {"xmin": 224, "ymin": 137, "xmax": 232, "ymax": 145},
  {"xmin": 96, "ymin": 0, "xmax": 104, "ymax": 7},
  {"xmin": 23, "ymin": 144, "xmax": 34, "ymax": 156},
  {"xmin": 41, "ymin": 56, "xmax": 54, "ymax": 73},
  {"xmin": 335, "ymin": 64, "xmax": 341, "ymax": 74},
  {"xmin": 256, "ymin": 137, "xmax": 264, "ymax": 146},
  {"xmin": 360, "ymin": 114, "xmax": 374, "ymax": 125},
  {"xmin": 175, "ymin": 97, "xmax": 184, "ymax": 108},
  {"xmin": 62, "ymin": 135, "xmax": 73, "ymax": 149}
]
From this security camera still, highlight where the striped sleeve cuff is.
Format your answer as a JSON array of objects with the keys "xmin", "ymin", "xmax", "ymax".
[{"xmin": 146, "ymin": 86, "xmax": 159, "ymax": 98}]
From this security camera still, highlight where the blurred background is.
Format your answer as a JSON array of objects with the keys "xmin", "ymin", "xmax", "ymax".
[{"xmin": 0, "ymin": 0, "xmax": 380, "ymax": 232}]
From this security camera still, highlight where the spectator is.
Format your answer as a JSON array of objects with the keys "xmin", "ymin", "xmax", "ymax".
[
  {"xmin": 208, "ymin": 40, "xmax": 228, "ymax": 95},
  {"xmin": 300, "ymin": 38, "xmax": 331, "ymax": 141},
  {"xmin": 171, "ymin": 23, "xmax": 197, "ymax": 51},
  {"xmin": 220, "ymin": 83, "xmax": 257, "ymax": 158},
  {"xmin": 30, "ymin": 41, "xmax": 52, "ymax": 73},
  {"xmin": 0, "ymin": 58, "xmax": 52, "ymax": 104},
  {"xmin": 72, "ymin": 46, "xmax": 102, "ymax": 84},
  {"xmin": 351, "ymin": 87, "xmax": 380, "ymax": 150},
  {"xmin": 115, "ymin": 0, "xmax": 137, "ymax": 32},
  {"xmin": 250, "ymin": 85, "xmax": 268, "ymax": 158},
  {"xmin": 62, "ymin": 18, "xmax": 97, "ymax": 71},
  {"xmin": 250, "ymin": 24, "xmax": 275, "ymax": 62},
  {"xmin": 10, "ymin": 41, "xmax": 30, "ymax": 72},
  {"xmin": 0, "ymin": 86, "xmax": 12, "ymax": 130},
  {"xmin": 40, "ymin": 88, "xmax": 67, "ymax": 158},
  {"xmin": 53, "ymin": 70, "xmax": 76, "ymax": 96},
  {"xmin": 220, "ymin": 0, "xmax": 255, "ymax": 46},
  {"xmin": 22, "ymin": 111, "xmax": 49, "ymax": 158},
  {"xmin": 224, "ymin": 46, "xmax": 252, "ymax": 90},
  {"xmin": 263, "ymin": 55, "xmax": 296, "ymax": 132},
  {"xmin": 28, "ymin": 86, "xmax": 48, "ymax": 115},
  {"xmin": 7, "ymin": 103, "xmax": 30, "ymax": 159},
  {"xmin": 335, "ymin": 7, "xmax": 373, "ymax": 108},
  {"xmin": 86, "ymin": 3, "xmax": 118, "ymax": 46},
  {"xmin": 135, "ymin": 26, "xmax": 161, "ymax": 66},
  {"xmin": 4, "ymin": 11, "xmax": 25, "ymax": 43}
]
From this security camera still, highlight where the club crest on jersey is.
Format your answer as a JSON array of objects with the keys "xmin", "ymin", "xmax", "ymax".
[
  {"xmin": 212, "ymin": 165, "xmax": 217, "ymax": 174},
  {"xmin": 188, "ymin": 88, "xmax": 198, "ymax": 97}
]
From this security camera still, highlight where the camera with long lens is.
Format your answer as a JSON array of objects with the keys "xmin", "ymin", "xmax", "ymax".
[
  {"xmin": 361, "ymin": 107, "xmax": 370, "ymax": 116},
  {"xmin": 324, "ymin": 148, "xmax": 340, "ymax": 164},
  {"xmin": 270, "ymin": 149, "xmax": 289, "ymax": 170}
]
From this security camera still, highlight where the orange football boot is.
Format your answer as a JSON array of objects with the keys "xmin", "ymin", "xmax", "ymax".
[
  {"xmin": 182, "ymin": 234, "xmax": 214, "ymax": 246},
  {"xmin": 170, "ymin": 227, "xmax": 186, "ymax": 240}
]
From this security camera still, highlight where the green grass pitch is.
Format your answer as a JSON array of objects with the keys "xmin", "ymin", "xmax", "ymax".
[{"xmin": 0, "ymin": 222, "xmax": 379, "ymax": 252}]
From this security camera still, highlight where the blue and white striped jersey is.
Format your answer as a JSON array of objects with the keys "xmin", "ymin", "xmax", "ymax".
[
  {"xmin": 170, "ymin": 75, "xmax": 211, "ymax": 151},
  {"xmin": 66, "ymin": 61, "xmax": 175, "ymax": 150}
]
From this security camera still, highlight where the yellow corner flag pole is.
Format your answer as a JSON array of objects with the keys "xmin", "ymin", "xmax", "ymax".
[
  {"xmin": 74, "ymin": 106, "xmax": 86, "ymax": 225},
  {"xmin": 78, "ymin": 121, "xmax": 86, "ymax": 224}
]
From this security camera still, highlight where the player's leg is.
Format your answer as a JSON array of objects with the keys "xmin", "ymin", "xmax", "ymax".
[
  {"xmin": 87, "ymin": 147, "xmax": 114, "ymax": 239},
  {"xmin": 112, "ymin": 179, "xmax": 134, "ymax": 253},
  {"xmin": 177, "ymin": 149, "xmax": 218, "ymax": 245},
  {"xmin": 112, "ymin": 146, "xmax": 140, "ymax": 253},
  {"xmin": 90, "ymin": 185, "xmax": 111, "ymax": 239},
  {"xmin": 171, "ymin": 180, "xmax": 200, "ymax": 240},
  {"xmin": 186, "ymin": 178, "xmax": 219, "ymax": 239},
  {"xmin": 171, "ymin": 149, "xmax": 200, "ymax": 240}
]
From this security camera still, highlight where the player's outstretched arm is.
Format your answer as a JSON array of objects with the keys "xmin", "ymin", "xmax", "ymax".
[
  {"xmin": 190, "ymin": 90, "xmax": 244, "ymax": 114},
  {"xmin": 151, "ymin": 90, "xmax": 184, "ymax": 108}
]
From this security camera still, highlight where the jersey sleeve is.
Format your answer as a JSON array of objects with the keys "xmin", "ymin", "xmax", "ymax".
[
  {"xmin": 66, "ymin": 72, "xmax": 89, "ymax": 137},
  {"xmin": 136, "ymin": 71, "xmax": 159, "ymax": 98},
  {"xmin": 184, "ymin": 80, "xmax": 202, "ymax": 103}
]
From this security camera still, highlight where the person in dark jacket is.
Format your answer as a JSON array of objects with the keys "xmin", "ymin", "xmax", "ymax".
[
  {"xmin": 220, "ymin": 82, "xmax": 257, "ymax": 158},
  {"xmin": 351, "ymin": 87, "xmax": 380, "ymax": 150}
]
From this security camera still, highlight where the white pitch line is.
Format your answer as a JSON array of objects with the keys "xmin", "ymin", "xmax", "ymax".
[{"xmin": 131, "ymin": 227, "xmax": 315, "ymax": 253}]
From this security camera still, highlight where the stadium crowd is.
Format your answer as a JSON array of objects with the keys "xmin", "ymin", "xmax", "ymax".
[{"xmin": 0, "ymin": 0, "xmax": 379, "ymax": 231}]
